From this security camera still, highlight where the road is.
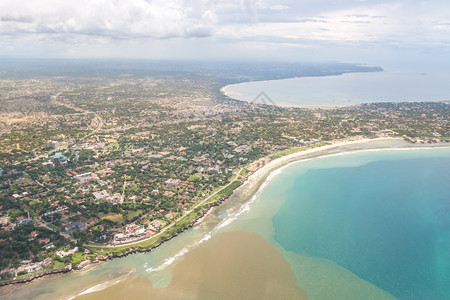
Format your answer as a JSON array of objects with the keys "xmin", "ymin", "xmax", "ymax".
[
  {"xmin": 86, "ymin": 167, "xmax": 244, "ymax": 248},
  {"xmin": 16, "ymin": 91, "xmax": 241, "ymax": 249},
  {"xmin": 12, "ymin": 92, "xmax": 104, "ymax": 166},
  {"xmin": 13, "ymin": 92, "xmax": 104, "ymax": 245},
  {"xmin": 52, "ymin": 96, "xmax": 104, "ymax": 142}
]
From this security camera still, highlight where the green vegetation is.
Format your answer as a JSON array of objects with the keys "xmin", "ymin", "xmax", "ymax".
[
  {"xmin": 53, "ymin": 260, "xmax": 64, "ymax": 269},
  {"xmin": 99, "ymin": 213, "xmax": 124, "ymax": 224},
  {"xmin": 187, "ymin": 173, "xmax": 202, "ymax": 182},
  {"xmin": 0, "ymin": 62, "xmax": 448, "ymax": 281},
  {"xmin": 269, "ymin": 142, "xmax": 329, "ymax": 160}
]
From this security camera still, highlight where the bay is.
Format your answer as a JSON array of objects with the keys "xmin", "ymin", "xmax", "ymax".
[
  {"xmin": 1, "ymin": 144, "xmax": 449, "ymax": 300},
  {"xmin": 222, "ymin": 69, "xmax": 450, "ymax": 106}
]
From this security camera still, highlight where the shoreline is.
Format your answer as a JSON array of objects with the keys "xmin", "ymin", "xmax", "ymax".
[
  {"xmin": 220, "ymin": 72, "xmax": 376, "ymax": 109},
  {"xmin": 1, "ymin": 137, "xmax": 449, "ymax": 289},
  {"xmin": 228, "ymin": 137, "xmax": 398, "ymax": 202},
  {"xmin": 220, "ymin": 70, "xmax": 450, "ymax": 109},
  {"xmin": 221, "ymin": 83, "xmax": 348, "ymax": 109}
]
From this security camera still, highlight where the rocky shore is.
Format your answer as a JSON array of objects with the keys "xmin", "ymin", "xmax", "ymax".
[
  {"xmin": 2, "ymin": 137, "xmax": 447, "ymax": 288},
  {"xmin": 0, "ymin": 180, "xmax": 244, "ymax": 287},
  {"xmin": 0, "ymin": 265, "xmax": 72, "ymax": 287}
]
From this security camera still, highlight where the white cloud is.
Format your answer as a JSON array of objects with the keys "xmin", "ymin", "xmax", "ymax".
[
  {"xmin": 217, "ymin": 1, "xmax": 450, "ymax": 49},
  {"xmin": 0, "ymin": 0, "xmax": 218, "ymax": 39},
  {"xmin": 269, "ymin": 5, "xmax": 288, "ymax": 11},
  {"xmin": 1, "ymin": 0, "xmax": 450, "ymax": 60},
  {"xmin": 239, "ymin": 0, "xmax": 259, "ymax": 22}
]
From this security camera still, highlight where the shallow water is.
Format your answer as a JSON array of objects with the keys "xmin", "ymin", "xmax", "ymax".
[
  {"xmin": 1, "ymin": 145, "xmax": 449, "ymax": 300},
  {"xmin": 272, "ymin": 152, "xmax": 450, "ymax": 299},
  {"xmin": 76, "ymin": 232, "xmax": 307, "ymax": 300}
]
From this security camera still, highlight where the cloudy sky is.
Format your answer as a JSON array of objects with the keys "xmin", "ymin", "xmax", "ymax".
[{"xmin": 1, "ymin": 0, "xmax": 450, "ymax": 65}]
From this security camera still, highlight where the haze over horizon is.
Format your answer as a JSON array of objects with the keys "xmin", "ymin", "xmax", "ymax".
[{"xmin": 1, "ymin": 0, "xmax": 450, "ymax": 68}]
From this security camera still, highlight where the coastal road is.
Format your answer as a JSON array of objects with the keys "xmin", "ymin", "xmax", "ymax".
[{"xmin": 86, "ymin": 167, "xmax": 245, "ymax": 248}]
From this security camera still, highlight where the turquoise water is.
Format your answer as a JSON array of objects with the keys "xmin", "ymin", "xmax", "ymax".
[
  {"xmin": 1, "ymin": 144, "xmax": 449, "ymax": 300},
  {"xmin": 273, "ymin": 152, "xmax": 450, "ymax": 299}
]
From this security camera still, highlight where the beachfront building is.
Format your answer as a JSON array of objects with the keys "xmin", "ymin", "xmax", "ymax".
[
  {"xmin": 151, "ymin": 220, "xmax": 161, "ymax": 229},
  {"xmin": 17, "ymin": 257, "xmax": 53, "ymax": 273},
  {"xmin": 56, "ymin": 247, "xmax": 79, "ymax": 258},
  {"xmin": 114, "ymin": 226, "xmax": 147, "ymax": 244},
  {"xmin": 16, "ymin": 263, "xmax": 42, "ymax": 274},
  {"xmin": 41, "ymin": 258, "xmax": 53, "ymax": 268}
]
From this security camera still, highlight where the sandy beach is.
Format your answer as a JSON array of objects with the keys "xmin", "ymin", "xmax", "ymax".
[
  {"xmin": 1, "ymin": 137, "xmax": 448, "ymax": 300},
  {"xmin": 220, "ymin": 69, "xmax": 450, "ymax": 108},
  {"xmin": 232, "ymin": 137, "xmax": 405, "ymax": 203},
  {"xmin": 73, "ymin": 136, "xmax": 448, "ymax": 300}
]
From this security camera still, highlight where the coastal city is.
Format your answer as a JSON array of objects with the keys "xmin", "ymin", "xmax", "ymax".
[
  {"xmin": 2, "ymin": 0, "xmax": 450, "ymax": 298},
  {"xmin": 0, "ymin": 62, "xmax": 449, "ymax": 285}
]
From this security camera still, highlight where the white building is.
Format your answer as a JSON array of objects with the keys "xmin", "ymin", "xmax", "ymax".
[
  {"xmin": 93, "ymin": 190, "xmax": 110, "ymax": 200},
  {"xmin": 17, "ymin": 263, "xmax": 42, "ymax": 274},
  {"xmin": 42, "ymin": 161, "xmax": 55, "ymax": 168}
]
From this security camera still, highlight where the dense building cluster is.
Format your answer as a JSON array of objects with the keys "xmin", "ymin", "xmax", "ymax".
[{"xmin": 0, "ymin": 63, "xmax": 448, "ymax": 281}]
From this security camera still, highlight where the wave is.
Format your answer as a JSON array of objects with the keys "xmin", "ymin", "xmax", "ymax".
[
  {"xmin": 144, "ymin": 145, "xmax": 448, "ymax": 274},
  {"xmin": 144, "ymin": 199, "xmax": 259, "ymax": 273},
  {"xmin": 65, "ymin": 270, "xmax": 135, "ymax": 300},
  {"xmin": 277, "ymin": 145, "xmax": 450, "ymax": 171},
  {"xmin": 145, "ymin": 247, "xmax": 190, "ymax": 273},
  {"xmin": 143, "ymin": 175, "xmax": 274, "ymax": 273}
]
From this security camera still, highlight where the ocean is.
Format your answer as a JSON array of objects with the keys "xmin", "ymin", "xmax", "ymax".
[
  {"xmin": 270, "ymin": 148, "xmax": 450, "ymax": 299},
  {"xmin": 1, "ymin": 144, "xmax": 449, "ymax": 299},
  {"xmin": 222, "ymin": 69, "xmax": 450, "ymax": 106}
]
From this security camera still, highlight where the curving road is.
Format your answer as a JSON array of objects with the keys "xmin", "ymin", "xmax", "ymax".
[{"xmin": 86, "ymin": 167, "xmax": 244, "ymax": 248}]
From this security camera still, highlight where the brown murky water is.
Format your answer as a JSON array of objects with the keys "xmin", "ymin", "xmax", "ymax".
[{"xmin": 76, "ymin": 231, "xmax": 307, "ymax": 300}]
